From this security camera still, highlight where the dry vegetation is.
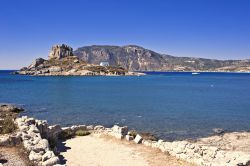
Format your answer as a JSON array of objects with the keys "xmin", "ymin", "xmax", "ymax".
[
  {"xmin": 44, "ymin": 57, "xmax": 127, "ymax": 75},
  {"xmin": 0, "ymin": 105, "xmax": 33, "ymax": 166},
  {"xmin": 128, "ymin": 130, "xmax": 158, "ymax": 141},
  {"xmin": 58, "ymin": 129, "xmax": 91, "ymax": 140},
  {"xmin": 0, "ymin": 105, "xmax": 21, "ymax": 134}
]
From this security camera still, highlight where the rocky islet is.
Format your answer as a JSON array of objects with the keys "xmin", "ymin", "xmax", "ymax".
[{"xmin": 16, "ymin": 44, "xmax": 145, "ymax": 76}]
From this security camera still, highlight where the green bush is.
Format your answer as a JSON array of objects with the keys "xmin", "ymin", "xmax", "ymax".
[{"xmin": 75, "ymin": 130, "xmax": 90, "ymax": 136}]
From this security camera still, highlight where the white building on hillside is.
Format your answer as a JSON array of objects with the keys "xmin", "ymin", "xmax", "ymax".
[{"xmin": 100, "ymin": 61, "xmax": 109, "ymax": 67}]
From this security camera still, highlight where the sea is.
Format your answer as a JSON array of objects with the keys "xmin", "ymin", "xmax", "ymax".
[{"xmin": 1, "ymin": 70, "xmax": 250, "ymax": 140}]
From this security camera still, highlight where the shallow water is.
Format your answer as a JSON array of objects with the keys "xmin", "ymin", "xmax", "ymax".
[{"xmin": 1, "ymin": 70, "xmax": 250, "ymax": 140}]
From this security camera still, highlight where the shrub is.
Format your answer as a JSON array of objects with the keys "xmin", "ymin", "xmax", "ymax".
[
  {"xmin": 0, "ymin": 117, "xmax": 16, "ymax": 134},
  {"xmin": 75, "ymin": 130, "xmax": 90, "ymax": 136},
  {"xmin": 140, "ymin": 132, "xmax": 158, "ymax": 141},
  {"xmin": 128, "ymin": 130, "xmax": 158, "ymax": 141}
]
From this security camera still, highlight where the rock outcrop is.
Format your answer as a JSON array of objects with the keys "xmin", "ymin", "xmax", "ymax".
[
  {"xmin": 28, "ymin": 58, "xmax": 46, "ymax": 69},
  {"xmin": 48, "ymin": 44, "xmax": 73, "ymax": 60},
  {"xmin": 17, "ymin": 44, "xmax": 145, "ymax": 76},
  {"xmin": 0, "ymin": 104, "xmax": 24, "ymax": 113}
]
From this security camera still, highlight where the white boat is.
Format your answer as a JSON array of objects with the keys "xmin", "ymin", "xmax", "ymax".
[{"xmin": 192, "ymin": 72, "xmax": 200, "ymax": 75}]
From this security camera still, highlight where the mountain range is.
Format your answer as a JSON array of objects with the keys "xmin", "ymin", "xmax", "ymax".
[{"xmin": 73, "ymin": 45, "xmax": 250, "ymax": 72}]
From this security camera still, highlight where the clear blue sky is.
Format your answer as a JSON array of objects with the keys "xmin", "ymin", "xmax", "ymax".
[{"xmin": 0, "ymin": 0, "xmax": 250, "ymax": 69}]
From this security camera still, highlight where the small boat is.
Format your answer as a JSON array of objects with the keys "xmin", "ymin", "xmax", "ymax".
[{"xmin": 192, "ymin": 72, "xmax": 200, "ymax": 75}]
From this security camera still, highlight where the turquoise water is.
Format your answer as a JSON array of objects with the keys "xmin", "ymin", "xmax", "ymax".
[{"xmin": 1, "ymin": 70, "xmax": 250, "ymax": 140}]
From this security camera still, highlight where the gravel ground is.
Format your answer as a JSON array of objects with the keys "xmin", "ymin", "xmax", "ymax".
[
  {"xmin": 0, "ymin": 146, "xmax": 30, "ymax": 166},
  {"xmin": 59, "ymin": 134, "xmax": 195, "ymax": 166}
]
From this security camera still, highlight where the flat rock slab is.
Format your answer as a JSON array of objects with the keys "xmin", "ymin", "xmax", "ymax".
[
  {"xmin": 59, "ymin": 134, "xmax": 194, "ymax": 166},
  {"xmin": 196, "ymin": 131, "xmax": 250, "ymax": 153}
]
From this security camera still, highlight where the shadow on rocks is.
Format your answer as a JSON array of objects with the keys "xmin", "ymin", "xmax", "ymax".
[
  {"xmin": 0, "ymin": 159, "xmax": 8, "ymax": 164},
  {"xmin": 56, "ymin": 140, "xmax": 71, "ymax": 164}
]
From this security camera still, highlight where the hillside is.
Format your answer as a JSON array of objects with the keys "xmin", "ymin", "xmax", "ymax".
[{"xmin": 74, "ymin": 45, "xmax": 250, "ymax": 72}]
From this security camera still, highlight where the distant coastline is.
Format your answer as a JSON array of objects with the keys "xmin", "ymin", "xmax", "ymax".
[
  {"xmin": 7, "ymin": 43, "xmax": 250, "ymax": 76},
  {"xmin": 3, "ymin": 70, "xmax": 250, "ymax": 75}
]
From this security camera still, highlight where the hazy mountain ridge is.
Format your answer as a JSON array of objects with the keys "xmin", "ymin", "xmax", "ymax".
[{"xmin": 74, "ymin": 45, "xmax": 250, "ymax": 72}]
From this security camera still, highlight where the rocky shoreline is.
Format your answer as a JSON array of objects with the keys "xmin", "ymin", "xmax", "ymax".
[
  {"xmin": 1, "ymin": 104, "xmax": 250, "ymax": 166},
  {"xmin": 15, "ymin": 44, "xmax": 145, "ymax": 77}
]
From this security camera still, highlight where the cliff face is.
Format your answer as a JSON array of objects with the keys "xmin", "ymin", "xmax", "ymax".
[
  {"xmin": 48, "ymin": 44, "xmax": 74, "ymax": 60},
  {"xmin": 74, "ymin": 45, "xmax": 167, "ymax": 71},
  {"xmin": 74, "ymin": 45, "xmax": 250, "ymax": 72}
]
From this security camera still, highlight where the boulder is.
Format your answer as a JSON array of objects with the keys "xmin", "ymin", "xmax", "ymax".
[
  {"xmin": 87, "ymin": 125, "xmax": 94, "ymax": 130},
  {"xmin": 23, "ymin": 140, "xmax": 34, "ymax": 152},
  {"xmin": 48, "ymin": 125, "xmax": 62, "ymax": 140},
  {"xmin": 42, "ymin": 151, "xmax": 55, "ymax": 162},
  {"xmin": 172, "ymin": 141, "xmax": 188, "ymax": 154},
  {"xmin": 33, "ymin": 139, "xmax": 49, "ymax": 153},
  {"xmin": 29, "ymin": 150, "xmax": 43, "ymax": 162},
  {"xmin": 142, "ymin": 140, "xmax": 152, "ymax": 147},
  {"xmin": 74, "ymin": 59, "xmax": 79, "ymax": 63},
  {"xmin": 36, "ymin": 120, "xmax": 49, "ymax": 138},
  {"xmin": 110, "ymin": 125, "xmax": 128, "ymax": 139},
  {"xmin": 25, "ymin": 118, "xmax": 36, "ymax": 125},
  {"xmin": 70, "ymin": 125, "xmax": 87, "ymax": 133},
  {"xmin": 134, "ymin": 134, "xmax": 143, "ymax": 144},
  {"xmin": 22, "ymin": 132, "xmax": 32, "ymax": 140},
  {"xmin": 0, "ymin": 104, "xmax": 24, "ymax": 113},
  {"xmin": 19, "ymin": 125, "xmax": 29, "ymax": 132},
  {"xmin": 32, "ymin": 136, "xmax": 42, "ymax": 145},
  {"xmin": 213, "ymin": 128, "xmax": 225, "ymax": 134},
  {"xmin": 112, "ymin": 125, "xmax": 128, "ymax": 135},
  {"xmin": 42, "ymin": 156, "xmax": 59, "ymax": 166},
  {"xmin": 94, "ymin": 125, "xmax": 105, "ymax": 130},
  {"xmin": 21, "ymin": 116, "xmax": 28, "ymax": 122},
  {"xmin": 28, "ymin": 125, "xmax": 40, "ymax": 133},
  {"xmin": 126, "ymin": 135, "xmax": 134, "ymax": 141}
]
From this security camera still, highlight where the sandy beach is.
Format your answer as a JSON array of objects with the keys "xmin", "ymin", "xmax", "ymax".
[{"xmin": 58, "ymin": 134, "xmax": 194, "ymax": 166}]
